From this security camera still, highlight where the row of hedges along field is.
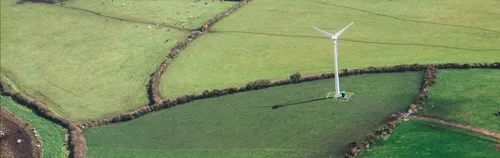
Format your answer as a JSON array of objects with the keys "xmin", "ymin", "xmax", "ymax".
[
  {"xmin": 0, "ymin": 0, "xmax": 187, "ymax": 121},
  {"xmin": 421, "ymin": 69, "xmax": 500, "ymax": 132},
  {"xmin": 1, "ymin": 96, "xmax": 68, "ymax": 158},
  {"xmin": 63, "ymin": 0, "xmax": 238, "ymax": 29},
  {"xmin": 362, "ymin": 119, "xmax": 500, "ymax": 158},
  {"xmin": 84, "ymin": 72, "xmax": 422, "ymax": 158},
  {"xmin": 80, "ymin": 63, "xmax": 433, "ymax": 128},
  {"xmin": 161, "ymin": 0, "xmax": 500, "ymax": 97}
]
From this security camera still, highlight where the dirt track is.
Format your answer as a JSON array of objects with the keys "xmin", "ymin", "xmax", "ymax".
[
  {"xmin": 0, "ymin": 106, "xmax": 40, "ymax": 158},
  {"xmin": 409, "ymin": 115, "xmax": 500, "ymax": 140}
]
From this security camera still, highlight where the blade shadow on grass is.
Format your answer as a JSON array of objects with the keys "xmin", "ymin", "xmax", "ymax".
[
  {"xmin": 310, "ymin": 0, "xmax": 500, "ymax": 34},
  {"xmin": 217, "ymin": 31, "xmax": 500, "ymax": 52}
]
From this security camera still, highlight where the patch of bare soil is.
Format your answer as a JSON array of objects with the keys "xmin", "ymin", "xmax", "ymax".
[{"xmin": 0, "ymin": 106, "xmax": 40, "ymax": 158}]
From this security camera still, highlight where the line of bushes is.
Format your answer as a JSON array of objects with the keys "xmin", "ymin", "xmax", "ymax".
[
  {"xmin": 0, "ymin": 76, "xmax": 86, "ymax": 158},
  {"xmin": 147, "ymin": 0, "xmax": 253, "ymax": 106},
  {"xmin": 343, "ymin": 65, "xmax": 438, "ymax": 158},
  {"xmin": 81, "ymin": 63, "xmax": 500, "ymax": 128}
]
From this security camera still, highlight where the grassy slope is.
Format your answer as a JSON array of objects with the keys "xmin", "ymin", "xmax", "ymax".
[
  {"xmin": 362, "ymin": 120, "xmax": 500, "ymax": 158},
  {"xmin": 65, "ymin": 0, "xmax": 237, "ymax": 29},
  {"xmin": 161, "ymin": 0, "xmax": 500, "ymax": 97},
  {"xmin": 85, "ymin": 72, "xmax": 421, "ymax": 158},
  {"xmin": 0, "ymin": 0, "xmax": 187, "ymax": 121},
  {"xmin": 1, "ymin": 96, "xmax": 68, "ymax": 158},
  {"xmin": 421, "ymin": 69, "xmax": 500, "ymax": 132}
]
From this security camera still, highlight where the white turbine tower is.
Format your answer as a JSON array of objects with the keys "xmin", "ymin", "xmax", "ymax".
[{"xmin": 313, "ymin": 22, "xmax": 354, "ymax": 99}]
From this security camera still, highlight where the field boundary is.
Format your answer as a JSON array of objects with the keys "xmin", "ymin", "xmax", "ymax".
[
  {"xmin": 0, "ymin": 76, "xmax": 86, "ymax": 158},
  {"xmin": 344, "ymin": 63, "xmax": 500, "ymax": 158},
  {"xmin": 148, "ymin": 0, "xmax": 252, "ymax": 106},
  {"xmin": 0, "ymin": 105, "xmax": 42, "ymax": 158},
  {"xmin": 78, "ymin": 63, "xmax": 499, "ymax": 129},
  {"xmin": 5, "ymin": 1, "xmax": 500, "ymax": 157},
  {"xmin": 409, "ymin": 115, "xmax": 500, "ymax": 140},
  {"xmin": 1, "ymin": 1, "xmax": 254, "ymax": 158},
  {"xmin": 344, "ymin": 65, "xmax": 438, "ymax": 158}
]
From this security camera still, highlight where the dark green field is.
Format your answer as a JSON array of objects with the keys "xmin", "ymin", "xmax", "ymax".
[
  {"xmin": 85, "ymin": 72, "xmax": 421, "ymax": 158},
  {"xmin": 422, "ymin": 69, "xmax": 500, "ymax": 132},
  {"xmin": 362, "ymin": 120, "xmax": 500, "ymax": 158}
]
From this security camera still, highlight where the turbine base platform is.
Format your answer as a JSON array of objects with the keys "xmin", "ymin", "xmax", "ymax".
[{"xmin": 326, "ymin": 92, "xmax": 354, "ymax": 102}]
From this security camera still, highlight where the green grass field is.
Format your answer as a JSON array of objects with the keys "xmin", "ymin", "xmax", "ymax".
[
  {"xmin": 85, "ymin": 72, "xmax": 421, "ymax": 158},
  {"xmin": 161, "ymin": 0, "xmax": 500, "ymax": 97},
  {"xmin": 1, "ymin": 96, "xmax": 68, "ymax": 158},
  {"xmin": 65, "ymin": 0, "xmax": 237, "ymax": 29},
  {"xmin": 0, "ymin": 0, "xmax": 187, "ymax": 121},
  {"xmin": 362, "ymin": 119, "xmax": 500, "ymax": 158},
  {"xmin": 421, "ymin": 69, "xmax": 500, "ymax": 132}
]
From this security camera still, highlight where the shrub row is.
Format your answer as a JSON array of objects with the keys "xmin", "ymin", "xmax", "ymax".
[
  {"xmin": 343, "ymin": 65, "xmax": 438, "ymax": 158},
  {"xmin": 147, "ymin": 27, "xmax": 203, "ymax": 105},
  {"xmin": 83, "ymin": 63, "xmax": 500, "ymax": 128},
  {"xmin": 69, "ymin": 124, "xmax": 86, "ymax": 158},
  {"xmin": 147, "ymin": 0, "xmax": 253, "ymax": 105},
  {"xmin": 0, "ymin": 77, "xmax": 14, "ymax": 96},
  {"xmin": 411, "ymin": 65, "xmax": 437, "ymax": 109},
  {"xmin": 81, "ymin": 63, "xmax": 431, "ymax": 128},
  {"xmin": 200, "ymin": 0, "xmax": 251, "ymax": 32},
  {"xmin": 345, "ymin": 120, "xmax": 401, "ymax": 158},
  {"xmin": 0, "ymin": 77, "xmax": 85, "ymax": 158}
]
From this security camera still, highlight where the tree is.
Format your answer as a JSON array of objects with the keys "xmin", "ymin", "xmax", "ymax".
[{"xmin": 289, "ymin": 72, "xmax": 302, "ymax": 83}]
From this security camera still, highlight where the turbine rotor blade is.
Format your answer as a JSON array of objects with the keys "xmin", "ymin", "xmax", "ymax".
[
  {"xmin": 334, "ymin": 22, "xmax": 354, "ymax": 37},
  {"xmin": 313, "ymin": 26, "xmax": 334, "ymax": 39}
]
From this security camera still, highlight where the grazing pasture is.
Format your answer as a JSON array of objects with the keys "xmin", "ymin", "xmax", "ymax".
[
  {"xmin": 85, "ymin": 72, "xmax": 421, "ymax": 158},
  {"xmin": 0, "ymin": 0, "xmax": 187, "ymax": 121},
  {"xmin": 421, "ymin": 69, "xmax": 500, "ymax": 132},
  {"xmin": 1, "ymin": 96, "xmax": 68, "ymax": 158},
  {"xmin": 362, "ymin": 120, "xmax": 500, "ymax": 158},
  {"xmin": 161, "ymin": 0, "xmax": 500, "ymax": 97},
  {"xmin": 64, "ymin": 0, "xmax": 238, "ymax": 29}
]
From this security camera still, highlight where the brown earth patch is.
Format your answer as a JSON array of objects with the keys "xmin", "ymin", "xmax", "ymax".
[{"xmin": 0, "ymin": 106, "xmax": 41, "ymax": 158}]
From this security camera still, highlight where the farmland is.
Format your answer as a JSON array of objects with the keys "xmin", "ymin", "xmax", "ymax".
[
  {"xmin": 161, "ymin": 0, "xmax": 500, "ymax": 97},
  {"xmin": 1, "ymin": 0, "xmax": 499, "ymax": 157},
  {"xmin": 0, "ymin": 0, "xmax": 187, "ymax": 121},
  {"xmin": 64, "ymin": 0, "xmax": 237, "ymax": 29},
  {"xmin": 362, "ymin": 120, "xmax": 500, "ymax": 158},
  {"xmin": 84, "ymin": 72, "xmax": 421, "ymax": 158},
  {"xmin": 421, "ymin": 69, "xmax": 500, "ymax": 132},
  {"xmin": 1, "ymin": 96, "xmax": 68, "ymax": 158}
]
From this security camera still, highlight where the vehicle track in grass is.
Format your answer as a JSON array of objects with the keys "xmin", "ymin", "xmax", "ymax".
[{"xmin": 409, "ymin": 115, "xmax": 500, "ymax": 140}]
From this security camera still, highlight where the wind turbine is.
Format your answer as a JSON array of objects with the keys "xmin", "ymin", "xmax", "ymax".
[{"xmin": 313, "ymin": 22, "xmax": 354, "ymax": 99}]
